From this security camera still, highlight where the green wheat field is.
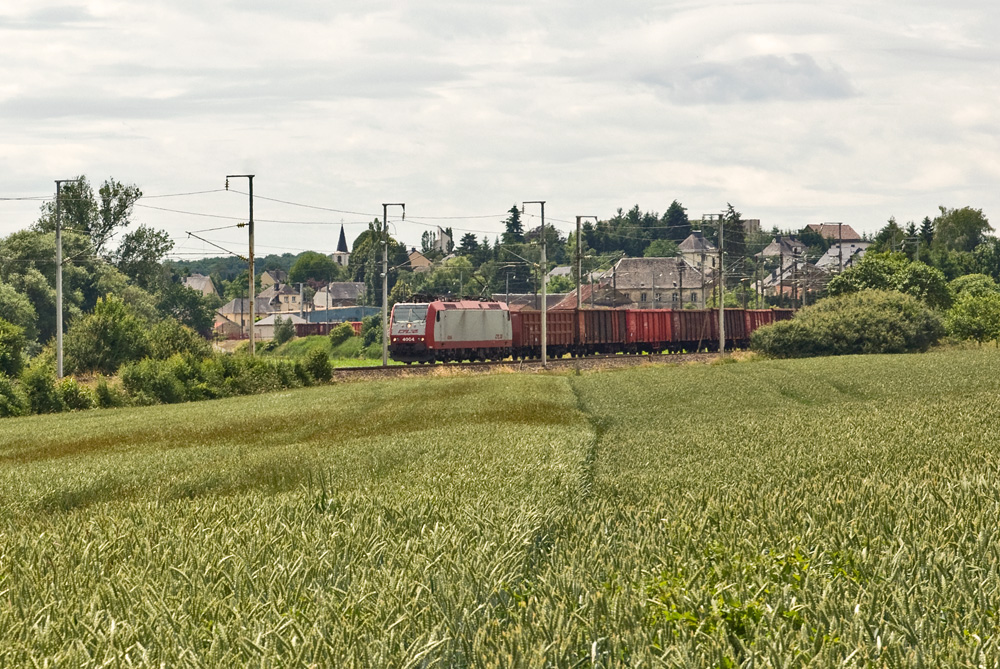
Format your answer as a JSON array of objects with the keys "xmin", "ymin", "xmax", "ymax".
[{"xmin": 2, "ymin": 349, "xmax": 1000, "ymax": 666}]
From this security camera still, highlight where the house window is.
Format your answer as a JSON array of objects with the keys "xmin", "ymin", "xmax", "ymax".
[
  {"xmin": 690, "ymin": 292, "xmax": 698, "ymax": 303},
  {"xmin": 672, "ymin": 292, "xmax": 678, "ymax": 303},
  {"xmin": 640, "ymin": 292, "xmax": 648, "ymax": 302},
  {"xmin": 655, "ymin": 293, "xmax": 662, "ymax": 302}
]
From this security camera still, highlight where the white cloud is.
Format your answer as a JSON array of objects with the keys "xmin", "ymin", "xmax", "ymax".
[{"xmin": 2, "ymin": 0, "xmax": 1000, "ymax": 255}]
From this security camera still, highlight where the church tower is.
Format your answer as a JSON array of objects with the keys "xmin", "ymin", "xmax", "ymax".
[{"xmin": 331, "ymin": 224, "xmax": 350, "ymax": 266}]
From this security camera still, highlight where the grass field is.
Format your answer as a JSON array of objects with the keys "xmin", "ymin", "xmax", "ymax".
[{"xmin": 2, "ymin": 349, "xmax": 999, "ymax": 665}]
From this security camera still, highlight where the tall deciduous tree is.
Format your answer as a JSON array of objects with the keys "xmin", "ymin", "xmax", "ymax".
[
  {"xmin": 114, "ymin": 225, "xmax": 174, "ymax": 290},
  {"xmin": 36, "ymin": 176, "xmax": 143, "ymax": 256},
  {"xmin": 288, "ymin": 251, "xmax": 339, "ymax": 284},
  {"xmin": 932, "ymin": 206, "xmax": 993, "ymax": 253}
]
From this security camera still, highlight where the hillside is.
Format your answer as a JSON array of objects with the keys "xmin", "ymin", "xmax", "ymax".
[{"xmin": 2, "ymin": 349, "xmax": 999, "ymax": 665}]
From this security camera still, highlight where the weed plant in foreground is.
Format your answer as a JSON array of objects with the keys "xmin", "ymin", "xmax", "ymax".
[{"xmin": 1, "ymin": 349, "xmax": 999, "ymax": 665}]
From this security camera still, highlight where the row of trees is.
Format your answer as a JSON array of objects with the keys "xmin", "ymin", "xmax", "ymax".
[{"xmin": 0, "ymin": 176, "xmax": 220, "ymax": 356}]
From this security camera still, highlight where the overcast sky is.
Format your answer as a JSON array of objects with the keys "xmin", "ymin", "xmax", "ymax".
[{"xmin": 2, "ymin": 0, "xmax": 998, "ymax": 260}]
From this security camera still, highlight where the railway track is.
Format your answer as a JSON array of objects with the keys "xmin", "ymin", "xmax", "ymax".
[{"xmin": 332, "ymin": 350, "xmax": 727, "ymax": 382}]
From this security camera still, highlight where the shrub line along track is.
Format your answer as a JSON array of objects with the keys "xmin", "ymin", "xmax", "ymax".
[{"xmin": 332, "ymin": 351, "xmax": 723, "ymax": 381}]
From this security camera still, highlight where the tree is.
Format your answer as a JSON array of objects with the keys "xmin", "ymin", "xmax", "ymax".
[
  {"xmin": 501, "ymin": 205, "xmax": 525, "ymax": 245},
  {"xmin": 933, "ymin": 206, "xmax": 993, "ymax": 253},
  {"xmin": 871, "ymin": 217, "xmax": 906, "ymax": 253},
  {"xmin": 919, "ymin": 216, "xmax": 934, "ymax": 247},
  {"xmin": 643, "ymin": 239, "xmax": 679, "ymax": 258},
  {"xmin": 157, "ymin": 282, "xmax": 219, "ymax": 336},
  {"xmin": 973, "ymin": 238, "xmax": 1000, "ymax": 281},
  {"xmin": 0, "ymin": 282, "xmax": 38, "ymax": 342},
  {"xmin": 347, "ymin": 220, "xmax": 407, "ymax": 306},
  {"xmin": 288, "ymin": 251, "xmax": 339, "ymax": 284},
  {"xmin": 64, "ymin": 296, "xmax": 151, "ymax": 375},
  {"xmin": 114, "ymin": 224, "xmax": 174, "ymax": 290},
  {"xmin": 828, "ymin": 252, "xmax": 952, "ymax": 310},
  {"xmin": 546, "ymin": 274, "xmax": 575, "ymax": 293},
  {"xmin": 0, "ymin": 228, "xmax": 96, "ymax": 341},
  {"xmin": 273, "ymin": 315, "xmax": 295, "ymax": 345},
  {"xmin": 457, "ymin": 232, "xmax": 480, "ymax": 257},
  {"xmin": 949, "ymin": 273, "xmax": 998, "ymax": 299},
  {"xmin": 0, "ymin": 318, "xmax": 26, "ymax": 377},
  {"xmin": 722, "ymin": 203, "xmax": 746, "ymax": 259},
  {"xmin": 663, "ymin": 200, "xmax": 690, "ymax": 242},
  {"xmin": 796, "ymin": 226, "xmax": 829, "ymax": 255},
  {"xmin": 35, "ymin": 176, "xmax": 143, "ymax": 256}
]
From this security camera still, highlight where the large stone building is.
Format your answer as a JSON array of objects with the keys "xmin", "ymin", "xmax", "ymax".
[{"xmin": 605, "ymin": 257, "xmax": 711, "ymax": 308}]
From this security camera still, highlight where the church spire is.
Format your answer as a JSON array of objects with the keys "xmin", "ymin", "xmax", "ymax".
[{"xmin": 336, "ymin": 224, "xmax": 349, "ymax": 253}]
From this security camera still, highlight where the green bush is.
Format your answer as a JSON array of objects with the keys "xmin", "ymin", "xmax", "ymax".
[
  {"xmin": 361, "ymin": 315, "xmax": 382, "ymax": 348},
  {"xmin": 64, "ymin": 296, "xmax": 151, "ymax": 375},
  {"xmin": 949, "ymin": 273, "xmax": 999, "ymax": 299},
  {"xmin": 329, "ymin": 322, "xmax": 355, "ymax": 347},
  {"xmin": 95, "ymin": 376, "xmax": 128, "ymax": 409},
  {"xmin": 945, "ymin": 292, "xmax": 1000, "ymax": 344},
  {"xmin": 150, "ymin": 318, "xmax": 213, "ymax": 360},
  {"xmin": 120, "ymin": 357, "xmax": 188, "ymax": 405},
  {"xmin": 305, "ymin": 348, "xmax": 332, "ymax": 382},
  {"xmin": 752, "ymin": 290, "xmax": 944, "ymax": 358},
  {"xmin": 56, "ymin": 377, "xmax": 95, "ymax": 411},
  {"xmin": 21, "ymin": 364, "xmax": 65, "ymax": 414},
  {"xmin": 0, "ymin": 374, "xmax": 28, "ymax": 417}
]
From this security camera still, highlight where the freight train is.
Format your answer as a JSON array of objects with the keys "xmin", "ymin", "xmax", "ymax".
[{"xmin": 388, "ymin": 301, "xmax": 793, "ymax": 363}]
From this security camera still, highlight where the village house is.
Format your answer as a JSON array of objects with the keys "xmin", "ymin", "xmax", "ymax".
[
  {"xmin": 257, "ymin": 282, "xmax": 301, "ymax": 313},
  {"xmin": 605, "ymin": 257, "xmax": 711, "ymax": 309},
  {"xmin": 408, "ymin": 249, "xmax": 433, "ymax": 273},
  {"xmin": 806, "ymin": 223, "xmax": 863, "ymax": 243},
  {"xmin": 182, "ymin": 273, "xmax": 218, "ymax": 298},
  {"xmin": 815, "ymin": 241, "xmax": 871, "ymax": 272},
  {"xmin": 259, "ymin": 270, "xmax": 287, "ymax": 290},
  {"xmin": 313, "ymin": 282, "xmax": 366, "ymax": 309}
]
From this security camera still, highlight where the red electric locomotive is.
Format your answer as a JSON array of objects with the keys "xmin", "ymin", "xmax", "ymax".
[{"xmin": 389, "ymin": 301, "xmax": 513, "ymax": 363}]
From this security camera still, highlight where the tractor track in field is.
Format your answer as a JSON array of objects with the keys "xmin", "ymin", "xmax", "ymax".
[{"xmin": 332, "ymin": 351, "xmax": 725, "ymax": 382}]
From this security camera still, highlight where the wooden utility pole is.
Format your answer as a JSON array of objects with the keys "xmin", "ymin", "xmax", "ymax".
[{"xmin": 227, "ymin": 174, "xmax": 255, "ymax": 355}]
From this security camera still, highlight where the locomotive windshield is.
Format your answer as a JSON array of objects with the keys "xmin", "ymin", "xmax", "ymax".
[{"xmin": 393, "ymin": 304, "xmax": 428, "ymax": 324}]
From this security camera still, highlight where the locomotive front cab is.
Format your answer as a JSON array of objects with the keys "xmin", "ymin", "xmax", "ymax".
[{"xmin": 389, "ymin": 303, "xmax": 432, "ymax": 362}]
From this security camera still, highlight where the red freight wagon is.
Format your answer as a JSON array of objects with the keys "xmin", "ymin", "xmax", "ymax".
[
  {"xmin": 671, "ymin": 309, "xmax": 716, "ymax": 349},
  {"xmin": 743, "ymin": 309, "xmax": 775, "ymax": 335},
  {"xmin": 724, "ymin": 308, "xmax": 748, "ymax": 345},
  {"xmin": 578, "ymin": 309, "xmax": 626, "ymax": 353},
  {"xmin": 772, "ymin": 309, "xmax": 794, "ymax": 322},
  {"xmin": 625, "ymin": 309, "xmax": 673, "ymax": 351},
  {"xmin": 512, "ymin": 309, "xmax": 575, "ymax": 357}
]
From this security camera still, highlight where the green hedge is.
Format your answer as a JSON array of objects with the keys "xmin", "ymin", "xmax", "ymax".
[{"xmin": 752, "ymin": 290, "xmax": 944, "ymax": 358}]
